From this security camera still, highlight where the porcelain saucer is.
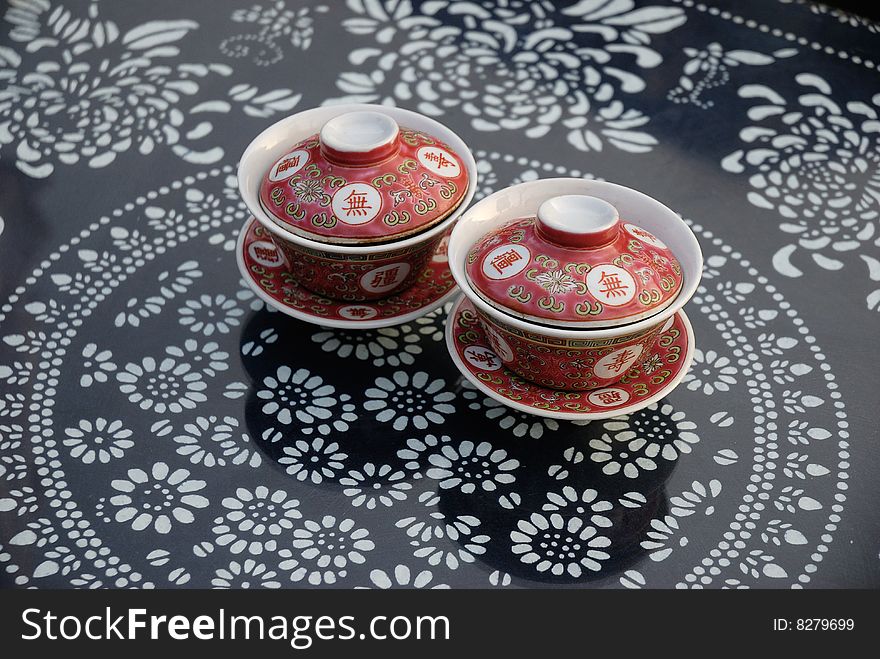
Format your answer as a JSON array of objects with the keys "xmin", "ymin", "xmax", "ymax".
[
  {"xmin": 237, "ymin": 217, "xmax": 458, "ymax": 328},
  {"xmin": 445, "ymin": 295, "xmax": 695, "ymax": 420}
]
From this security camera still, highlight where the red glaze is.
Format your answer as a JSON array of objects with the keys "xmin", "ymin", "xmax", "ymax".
[
  {"xmin": 242, "ymin": 219, "xmax": 454, "ymax": 303},
  {"xmin": 473, "ymin": 300, "xmax": 673, "ymax": 390},
  {"xmin": 450, "ymin": 296, "xmax": 690, "ymax": 402},
  {"xmin": 464, "ymin": 196, "xmax": 684, "ymax": 328},
  {"xmin": 259, "ymin": 113, "xmax": 469, "ymax": 245}
]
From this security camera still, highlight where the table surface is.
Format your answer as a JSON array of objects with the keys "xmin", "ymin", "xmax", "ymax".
[{"xmin": 1, "ymin": 0, "xmax": 878, "ymax": 589}]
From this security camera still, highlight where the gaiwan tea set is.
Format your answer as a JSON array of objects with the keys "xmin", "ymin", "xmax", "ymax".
[{"xmin": 237, "ymin": 105, "xmax": 702, "ymax": 420}]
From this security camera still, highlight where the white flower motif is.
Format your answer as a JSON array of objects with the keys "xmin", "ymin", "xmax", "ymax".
[
  {"xmin": 279, "ymin": 515, "xmax": 375, "ymax": 585},
  {"xmin": 511, "ymin": 513, "xmax": 611, "ymax": 577},
  {"xmin": 364, "ymin": 370, "xmax": 455, "ymax": 431},
  {"xmin": 424, "ymin": 440, "xmax": 519, "ymax": 494},
  {"xmin": 463, "ymin": 386, "xmax": 559, "ymax": 438},
  {"xmin": 601, "ymin": 403, "xmax": 700, "ymax": 467},
  {"xmin": 117, "ymin": 356, "xmax": 207, "ymax": 414},
  {"xmin": 0, "ymin": 459, "xmax": 26, "ymax": 482},
  {"xmin": 341, "ymin": 463, "xmax": 411, "ymax": 509},
  {"xmin": 178, "ymin": 294, "xmax": 244, "ymax": 336},
  {"xmin": 715, "ymin": 280, "xmax": 755, "ymax": 305},
  {"xmin": 396, "ymin": 491, "xmax": 489, "ymax": 569},
  {"xmin": 213, "ymin": 485, "xmax": 302, "ymax": 554},
  {"xmin": 78, "ymin": 343, "xmax": 116, "ymax": 387},
  {"xmin": 669, "ymin": 479, "xmax": 721, "ymax": 517},
  {"xmin": 212, "ymin": 560, "xmax": 281, "ymax": 589},
  {"xmin": 767, "ymin": 358, "xmax": 812, "ymax": 385},
  {"xmin": 290, "ymin": 177, "xmax": 325, "ymax": 203},
  {"xmin": 278, "ymin": 436, "xmax": 347, "ymax": 484},
  {"xmin": 0, "ymin": 4, "xmax": 227, "ymax": 178},
  {"xmin": 535, "ymin": 269, "xmax": 577, "ymax": 295},
  {"xmin": 145, "ymin": 207, "xmax": 188, "ymax": 233},
  {"xmin": 109, "ymin": 462, "xmax": 208, "ymax": 534},
  {"xmin": 722, "ymin": 73, "xmax": 880, "ymax": 285},
  {"xmin": 311, "ymin": 326, "xmax": 422, "ymax": 367},
  {"xmin": 113, "ymin": 260, "xmax": 204, "ymax": 328},
  {"xmin": 0, "ymin": 423, "xmax": 22, "ymax": 449},
  {"xmin": 212, "ymin": 486, "xmax": 301, "ymax": 554},
  {"xmin": 165, "ymin": 339, "xmax": 228, "ymax": 378},
  {"xmin": 756, "ymin": 332, "xmax": 798, "ymax": 357},
  {"xmin": 542, "ymin": 487, "xmax": 613, "ymax": 528},
  {"xmin": 257, "ymin": 365, "xmax": 356, "ymax": 433},
  {"xmin": 333, "ymin": 0, "xmax": 684, "ymax": 154},
  {"xmin": 641, "ymin": 353, "xmax": 664, "ymax": 375},
  {"xmin": 589, "ymin": 432, "xmax": 657, "ymax": 479},
  {"xmin": 684, "ymin": 348, "xmax": 737, "ymax": 395},
  {"xmin": 63, "ymin": 418, "xmax": 134, "ymax": 464},
  {"xmin": 80, "ymin": 249, "xmax": 121, "ymax": 276},
  {"xmin": 173, "ymin": 416, "xmax": 261, "ymax": 468},
  {"xmin": 367, "ymin": 565, "xmax": 448, "ymax": 589}
]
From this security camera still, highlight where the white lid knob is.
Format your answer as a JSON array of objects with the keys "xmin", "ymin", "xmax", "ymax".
[
  {"xmin": 320, "ymin": 111, "xmax": 400, "ymax": 165},
  {"xmin": 536, "ymin": 195, "xmax": 620, "ymax": 248}
]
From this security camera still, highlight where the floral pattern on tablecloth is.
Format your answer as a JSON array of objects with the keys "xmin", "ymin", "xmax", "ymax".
[
  {"xmin": 0, "ymin": 152, "xmax": 853, "ymax": 588},
  {"xmin": 0, "ymin": 0, "xmax": 877, "ymax": 588},
  {"xmin": 0, "ymin": 1, "xmax": 301, "ymax": 177}
]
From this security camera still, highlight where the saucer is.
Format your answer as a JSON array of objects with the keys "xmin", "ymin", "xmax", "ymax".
[
  {"xmin": 445, "ymin": 295, "xmax": 695, "ymax": 420},
  {"xmin": 237, "ymin": 217, "xmax": 458, "ymax": 328}
]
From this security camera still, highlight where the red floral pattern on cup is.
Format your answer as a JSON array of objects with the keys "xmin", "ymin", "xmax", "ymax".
[
  {"xmin": 449, "ymin": 296, "xmax": 691, "ymax": 412},
  {"xmin": 239, "ymin": 218, "xmax": 457, "ymax": 320},
  {"xmin": 472, "ymin": 304, "xmax": 673, "ymax": 390},
  {"xmin": 260, "ymin": 219, "xmax": 449, "ymax": 301},
  {"xmin": 465, "ymin": 195, "xmax": 683, "ymax": 328},
  {"xmin": 259, "ymin": 111, "xmax": 469, "ymax": 245}
]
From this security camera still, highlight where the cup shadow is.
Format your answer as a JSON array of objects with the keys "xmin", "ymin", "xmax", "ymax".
[{"xmin": 239, "ymin": 308, "xmax": 684, "ymax": 586}]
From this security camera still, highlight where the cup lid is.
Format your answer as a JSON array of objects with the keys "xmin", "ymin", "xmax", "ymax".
[
  {"xmin": 464, "ymin": 194, "xmax": 684, "ymax": 328},
  {"xmin": 259, "ymin": 110, "xmax": 470, "ymax": 245}
]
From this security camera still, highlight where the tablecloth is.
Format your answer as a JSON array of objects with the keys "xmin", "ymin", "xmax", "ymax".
[{"xmin": 0, "ymin": 0, "xmax": 878, "ymax": 589}]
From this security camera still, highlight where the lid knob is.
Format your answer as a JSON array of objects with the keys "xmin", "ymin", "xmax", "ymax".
[
  {"xmin": 536, "ymin": 195, "xmax": 620, "ymax": 248},
  {"xmin": 320, "ymin": 111, "xmax": 400, "ymax": 166}
]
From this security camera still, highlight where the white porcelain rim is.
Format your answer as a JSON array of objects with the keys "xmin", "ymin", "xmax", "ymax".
[{"xmin": 238, "ymin": 103, "xmax": 477, "ymax": 255}]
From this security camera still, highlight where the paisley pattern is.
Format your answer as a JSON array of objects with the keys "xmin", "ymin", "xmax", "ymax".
[
  {"xmin": 0, "ymin": 1, "xmax": 301, "ymax": 177},
  {"xmin": 722, "ymin": 73, "xmax": 880, "ymax": 310},
  {"xmin": 330, "ymin": 0, "xmax": 687, "ymax": 154},
  {"xmin": 0, "ymin": 1, "xmax": 877, "ymax": 589}
]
